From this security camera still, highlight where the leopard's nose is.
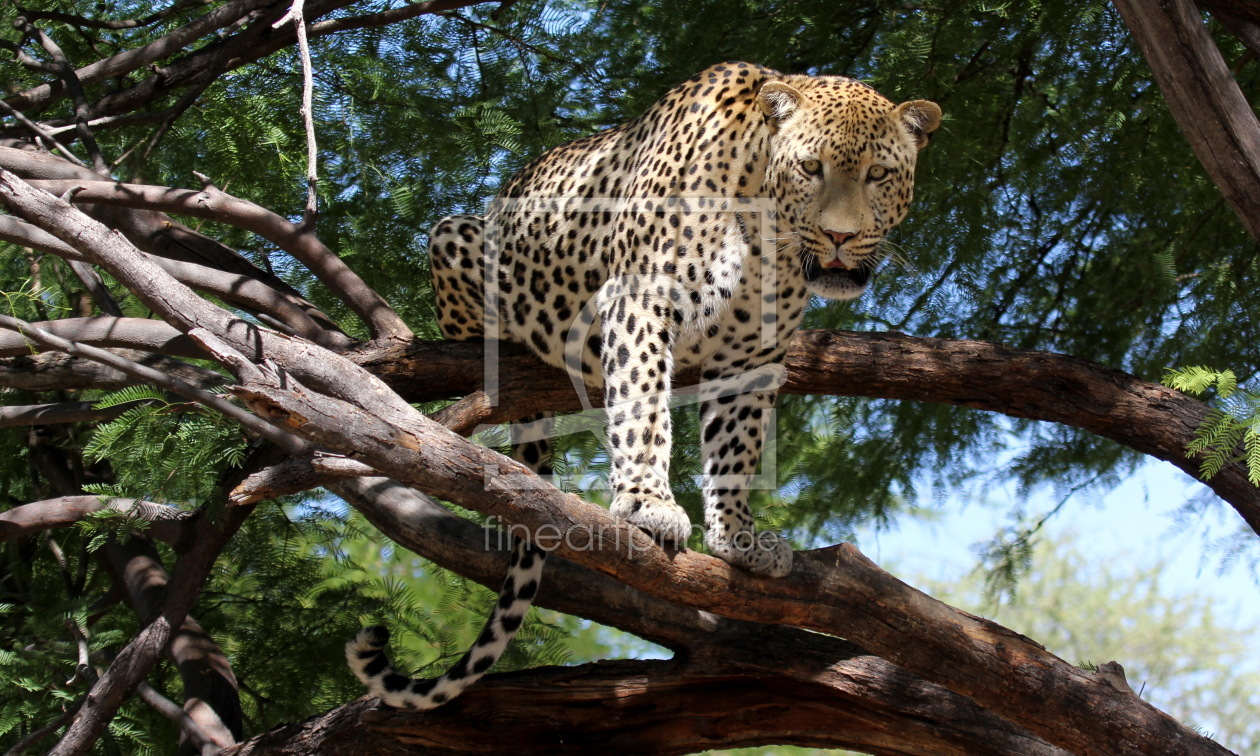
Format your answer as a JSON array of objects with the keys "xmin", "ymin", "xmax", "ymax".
[{"xmin": 825, "ymin": 230, "xmax": 856, "ymax": 246}]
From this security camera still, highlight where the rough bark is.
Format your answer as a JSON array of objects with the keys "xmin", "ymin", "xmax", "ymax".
[{"xmin": 1112, "ymin": 0, "xmax": 1260, "ymax": 238}]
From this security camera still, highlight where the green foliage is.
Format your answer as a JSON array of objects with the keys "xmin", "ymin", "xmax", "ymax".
[
  {"xmin": 1163, "ymin": 367, "xmax": 1260, "ymax": 485},
  {"xmin": 82, "ymin": 387, "xmax": 247, "ymax": 505}
]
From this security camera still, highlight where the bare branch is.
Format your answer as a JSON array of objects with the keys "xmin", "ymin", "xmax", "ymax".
[
  {"xmin": 0, "ymin": 399, "xmax": 159, "ymax": 427},
  {"xmin": 4, "ymin": 0, "xmax": 276, "ymax": 114},
  {"xmin": 0, "ymin": 496, "xmax": 193, "ymax": 544},
  {"xmin": 0, "ymin": 216, "xmax": 352, "ymax": 344},
  {"xmin": 101, "ymin": 539, "xmax": 242, "ymax": 751},
  {"xmin": 1112, "ymin": 0, "xmax": 1260, "ymax": 238},
  {"xmin": 0, "ymin": 348, "xmax": 225, "ymax": 392},
  {"xmin": 0, "ymin": 98, "xmax": 87, "ymax": 166},
  {"xmin": 0, "ymin": 143, "xmax": 350, "ymax": 346},
  {"xmin": 0, "ymin": 316, "xmax": 199, "ymax": 359},
  {"xmin": 64, "ymin": 260, "xmax": 123, "ymax": 317},
  {"xmin": 272, "ymin": 0, "xmax": 320, "ymax": 225},
  {"xmin": 0, "ymin": 313, "xmax": 307, "ymax": 454},
  {"xmin": 12, "ymin": 16, "xmax": 110, "ymax": 174},
  {"xmin": 26, "ymin": 176, "xmax": 411, "ymax": 341},
  {"xmin": 48, "ymin": 503, "xmax": 253, "ymax": 756}
]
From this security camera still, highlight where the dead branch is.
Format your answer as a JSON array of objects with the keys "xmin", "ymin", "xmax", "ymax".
[
  {"xmin": 0, "ymin": 143, "xmax": 348, "ymax": 343},
  {"xmin": 0, "ymin": 399, "xmax": 159, "ymax": 427},
  {"xmin": 24, "ymin": 177, "xmax": 409, "ymax": 341},
  {"xmin": 0, "ymin": 496, "xmax": 192, "ymax": 544}
]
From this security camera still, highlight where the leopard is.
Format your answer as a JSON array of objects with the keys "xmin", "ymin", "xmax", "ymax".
[{"xmin": 347, "ymin": 61, "xmax": 940, "ymax": 709}]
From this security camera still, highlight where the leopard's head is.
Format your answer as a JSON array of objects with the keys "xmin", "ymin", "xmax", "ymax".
[{"xmin": 759, "ymin": 76, "xmax": 940, "ymax": 300}]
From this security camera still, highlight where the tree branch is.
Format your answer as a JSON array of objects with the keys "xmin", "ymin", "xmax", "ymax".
[
  {"xmin": 225, "ymin": 349, "xmax": 1228, "ymax": 756},
  {"xmin": 0, "ymin": 399, "xmax": 158, "ymax": 427},
  {"xmin": 0, "ymin": 143, "xmax": 349, "ymax": 345},
  {"xmin": 0, "ymin": 348, "xmax": 225, "ymax": 392},
  {"xmin": 25, "ymin": 176, "xmax": 409, "ymax": 341},
  {"xmin": 3, "ymin": 0, "xmax": 276, "ymax": 114},
  {"xmin": 1112, "ymin": 0, "xmax": 1260, "ymax": 238},
  {"xmin": 0, "ymin": 496, "xmax": 193, "ymax": 544}
]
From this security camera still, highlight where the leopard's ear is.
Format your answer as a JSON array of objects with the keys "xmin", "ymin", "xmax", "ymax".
[
  {"xmin": 894, "ymin": 100, "xmax": 942, "ymax": 149},
  {"xmin": 758, "ymin": 81, "xmax": 806, "ymax": 133}
]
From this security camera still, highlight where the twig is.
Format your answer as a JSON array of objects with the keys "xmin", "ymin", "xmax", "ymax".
[{"xmin": 273, "ymin": 1, "xmax": 319, "ymax": 226}]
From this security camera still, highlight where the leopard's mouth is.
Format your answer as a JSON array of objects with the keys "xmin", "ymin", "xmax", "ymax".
[{"xmin": 801, "ymin": 254, "xmax": 873, "ymax": 291}]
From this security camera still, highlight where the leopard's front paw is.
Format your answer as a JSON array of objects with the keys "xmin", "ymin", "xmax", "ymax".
[
  {"xmin": 612, "ymin": 493, "xmax": 692, "ymax": 545},
  {"xmin": 707, "ymin": 528, "xmax": 793, "ymax": 578}
]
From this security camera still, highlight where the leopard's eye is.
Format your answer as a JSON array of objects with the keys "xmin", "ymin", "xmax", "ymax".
[
  {"xmin": 800, "ymin": 159, "xmax": 823, "ymax": 176},
  {"xmin": 867, "ymin": 165, "xmax": 891, "ymax": 182}
]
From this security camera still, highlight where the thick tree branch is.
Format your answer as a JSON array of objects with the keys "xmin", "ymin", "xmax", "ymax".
[
  {"xmin": 0, "ymin": 348, "xmax": 224, "ymax": 392},
  {"xmin": 0, "ymin": 316, "xmax": 198, "ymax": 359},
  {"xmin": 49, "ymin": 503, "xmax": 253, "ymax": 756},
  {"xmin": 1112, "ymin": 0, "xmax": 1260, "ymax": 238},
  {"xmin": 225, "ymin": 351, "xmax": 1227, "ymax": 756},
  {"xmin": 0, "ymin": 313, "xmax": 305, "ymax": 453},
  {"xmin": 226, "ymin": 656, "xmax": 1071, "ymax": 756},
  {"xmin": 365, "ymin": 332, "xmax": 1260, "ymax": 538},
  {"xmin": 101, "ymin": 538, "xmax": 242, "ymax": 753}
]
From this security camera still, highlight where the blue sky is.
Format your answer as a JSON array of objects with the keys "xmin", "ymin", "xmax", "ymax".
[{"xmin": 857, "ymin": 457, "xmax": 1260, "ymax": 642}]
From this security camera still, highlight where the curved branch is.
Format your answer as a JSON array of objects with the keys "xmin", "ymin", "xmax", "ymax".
[
  {"xmin": 0, "ymin": 143, "xmax": 349, "ymax": 346},
  {"xmin": 26, "ymin": 177, "xmax": 410, "ymax": 341}
]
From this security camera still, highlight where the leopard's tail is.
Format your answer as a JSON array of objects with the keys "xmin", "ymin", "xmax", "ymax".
[{"xmin": 345, "ymin": 537, "xmax": 545, "ymax": 710}]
